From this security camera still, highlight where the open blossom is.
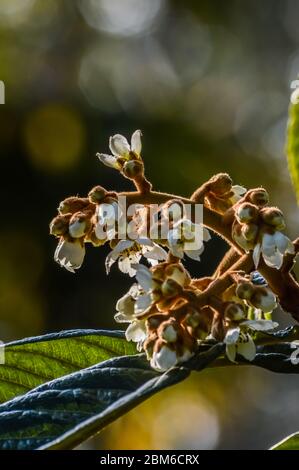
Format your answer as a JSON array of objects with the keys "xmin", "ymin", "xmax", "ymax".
[
  {"xmin": 167, "ymin": 219, "xmax": 211, "ymax": 261},
  {"xmin": 97, "ymin": 130, "xmax": 142, "ymax": 169},
  {"xmin": 224, "ymin": 319, "xmax": 278, "ymax": 363},
  {"xmin": 54, "ymin": 239, "xmax": 85, "ymax": 273},
  {"xmin": 105, "ymin": 238, "xmax": 167, "ymax": 277},
  {"xmin": 114, "ymin": 284, "xmax": 147, "ymax": 350},
  {"xmin": 253, "ymin": 231, "xmax": 295, "ymax": 270}
]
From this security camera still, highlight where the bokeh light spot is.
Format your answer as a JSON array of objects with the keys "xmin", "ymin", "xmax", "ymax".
[
  {"xmin": 24, "ymin": 103, "xmax": 85, "ymax": 173},
  {"xmin": 77, "ymin": 0, "xmax": 164, "ymax": 37}
]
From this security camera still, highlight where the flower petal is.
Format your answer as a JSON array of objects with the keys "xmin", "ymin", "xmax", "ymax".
[
  {"xmin": 203, "ymin": 227, "xmax": 211, "ymax": 242},
  {"xmin": 125, "ymin": 320, "xmax": 147, "ymax": 343},
  {"xmin": 224, "ymin": 327, "xmax": 240, "ymax": 345},
  {"xmin": 97, "ymin": 153, "xmax": 120, "ymax": 169},
  {"xmin": 151, "ymin": 346, "xmax": 178, "ymax": 371},
  {"xmin": 143, "ymin": 243, "xmax": 168, "ymax": 261},
  {"xmin": 253, "ymin": 243, "xmax": 261, "ymax": 269},
  {"xmin": 134, "ymin": 264, "xmax": 153, "ymax": 291},
  {"xmin": 242, "ymin": 319, "xmax": 278, "ymax": 331},
  {"xmin": 263, "ymin": 250, "xmax": 283, "ymax": 269},
  {"xmin": 109, "ymin": 134, "xmax": 130, "ymax": 158},
  {"xmin": 131, "ymin": 130, "xmax": 142, "ymax": 155},
  {"xmin": 185, "ymin": 245, "xmax": 204, "ymax": 261},
  {"xmin": 135, "ymin": 293, "xmax": 152, "ymax": 315},
  {"xmin": 226, "ymin": 344, "xmax": 237, "ymax": 363},
  {"xmin": 237, "ymin": 336, "xmax": 256, "ymax": 361},
  {"xmin": 54, "ymin": 239, "xmax": 85, "ymax": 273}
]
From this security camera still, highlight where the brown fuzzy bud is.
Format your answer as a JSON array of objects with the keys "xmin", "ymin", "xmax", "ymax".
[
  {"xmin": 122, "ymin": 160, "xmax": 144, "ymax": 179},
  {"xmin": 241, "ymin": 223, "xmax": 258, "ymax": 241},
  {"xmin": 209, "ymin": 173, "xmax": 232, "ymax": 196},
  {"xmin": 50, "ymin": 214, "xmax": 71, "ymax": 236},
  {"xmin": 261, "ymin": 207, "xmax": 285, "ymax": 229},
  {"xmin": 58, "ymin": 197, "xmax": 90, "ymax": 215},
  {"xmin": 236, "ymin": 281, "xmax": 254, "ymax": 300},
  {"xmin": 88, "ymin": 185, "xmax": 107, "ymax": 204},
  {"xmin": 246, "ymin": 188, "xmax": 269, "ymax": 207},
  {"xmin": 236, "ymin": 202, "xmax": 259, "ymax": 224},
  {"xmin": 205, "ymin": 193, "xmax": 232, "ymax": 213}
]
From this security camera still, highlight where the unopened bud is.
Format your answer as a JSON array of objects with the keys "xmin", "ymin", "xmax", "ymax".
[
  {"xmin": 246, "ymin": 188, "xmax": 269, "ymax": 207},
  {"xmin": 49, "ymin": 214, "xmax": 71, "ymax": 236},
  {"xmin": 236, "ymin": 203, "xmax": 258, "ymax": 224},
  {"xmin": 236, "ymin": 281, "xmax": 254, "ymax": 300},
  {"xmin": 58, "ymin": 197, "xmax": 90, "ymax": 215},
  {"xmin": 88, "ymin": 185, "xmax": 107, "ymax": 204},
  {"xmin": 209, "ymin": 173, "xmax": 232, "ymax": 196},
  {"xmin": 261, "ymin": 207, "xmax": 285, "ymax": 229},
  {"xmin": 122, "ymin": 160, "xmax": 144, "ymax": 179},
  {"xmin": 224, "ymin": 303, "xmax": 246, "ymax": 321}
]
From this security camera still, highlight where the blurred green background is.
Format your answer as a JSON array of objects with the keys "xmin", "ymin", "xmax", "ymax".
[{"xmin": 0, "ymin": 0, "xmax": 299, "ymax": 450}]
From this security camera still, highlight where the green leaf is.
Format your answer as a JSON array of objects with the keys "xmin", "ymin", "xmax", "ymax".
[
  {"xmin": 287, "ymin": 101, "xmax": 299, "ymax": 203},
  {"xmin": 270, "ymin": 432, "xmax": 299, "ymax": 450},
  {"xmin": 0, "ymin": 344, "xmax": 223, "ymax": 450},
  {"xmin": 0, "ymin": 330, "xmax": 136, "ymax": 403}
]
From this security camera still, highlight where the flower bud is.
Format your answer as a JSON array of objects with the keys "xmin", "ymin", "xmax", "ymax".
[
  {"xmin": 49, "ymin": 214, "xmax": 71, "ymax": 236},
  {"xmin": 122, "ymin": 160, "xmax": 144, "ymax": 179},
  {"xmin": 88, "ymin": 185, "xmax": 107, "ymax": 204},
  {"xmin": 236, "ymin": 203, "xmax": 258, "ymax": 224},
  {"xmin": 246, "ymin": 188, "xmax": 269, "ymax": 207},
  {"xmin": 261, "ymin": 207, "xmax": 285, "ymax": 229},
  {"xmin": 236, "ymin": 281, "xmax": 254, "ymax": 300},
  {"xmin": 224, "ymin": 303, "xmax": 246, "ymax": 321},
  {"xmin": 58, "ymin": 197, "xmax": 90, "ymax": 215},
  {"xmin": 209, "ymin": 173, "xmax": 232, "ymax": 196}
]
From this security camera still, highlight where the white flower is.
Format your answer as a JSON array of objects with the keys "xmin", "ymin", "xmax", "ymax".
[
  {"xmin": 97, "ymin": 130, "xmax": 142, "ymax": 169},
  {"xmin": 167, "ymin": 219, "xmax": 211, "ymax": 261},
  {"xmin": 114, "ymin": 284, "xmax": 147, "ymax": 351},
  {"xmin": 150, "ymin": 346, "xmax": 194, "ymax": 371},
  {"xmin": 105, "ymin": 238, "xmax": 167, "ymax": 277},
  {"xmin": 253, "ymin": 231, "xmax": 295, "ymax": 270},
  {"xmin": 224, "ymin": 319, "xmax": 278, "ymax": 363},
  {"xmin": 115, "ymin": 284, "xmax": 140, "ymax": 322},
  {"xmin": 54, "ymin": 239, "xmax": 85, "ymax": 273},
  {"xmin": 229, "ymin": 185, "xmax": 247, "ymax": 204}
]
